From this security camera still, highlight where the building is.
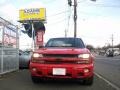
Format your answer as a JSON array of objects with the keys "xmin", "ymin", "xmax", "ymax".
[{"xmin": 0, "ymin": 17, "xmax": 19, "ymax": 74}]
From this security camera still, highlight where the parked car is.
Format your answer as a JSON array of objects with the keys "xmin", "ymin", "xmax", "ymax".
[
  {"xmin": 106, "ymin": 48, "xmax": 120, "ymax": 57},
  {"xmin": 106, "ymin": 50, "xmax": 114, "ymax": 57},
  {"xmin": 114, "ymin": 50, "xmax": 120, "ymax": 56},
  {"xmin": 29, "ymin": 37, "xmax": 94, "ymax": 85},
  {"xmin": 19, "ymin": 50, "xmax": 32, "ymax": 69}
]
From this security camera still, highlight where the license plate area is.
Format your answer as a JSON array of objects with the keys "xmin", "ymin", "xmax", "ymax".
[{"xmin": 53, "ymin": 68, "xmax": 66, "ymax": 75}]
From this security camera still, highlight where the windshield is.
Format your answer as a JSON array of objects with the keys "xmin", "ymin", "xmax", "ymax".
[{"xmin": 45, "ymin": 38, "xmax": 85, "ymax": 48}]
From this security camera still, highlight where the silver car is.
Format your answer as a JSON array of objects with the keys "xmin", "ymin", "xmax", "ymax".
[{"xmin": 19, "ymin": 51, "xmax": 32, "ymax": 69}]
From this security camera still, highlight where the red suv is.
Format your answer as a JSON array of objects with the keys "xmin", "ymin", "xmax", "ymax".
[{"xmin": 29, "ymin": 38, "xmax": 94, "ymax": 85}]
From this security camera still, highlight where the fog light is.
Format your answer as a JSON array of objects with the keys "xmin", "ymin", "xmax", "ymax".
[
  {"xmin": 84, "ymin": 69, "xmax": 89, "ymax": 73},
  {"xmin": 32, "ymin": 68, "xmax": 37, "ymax": 72}
]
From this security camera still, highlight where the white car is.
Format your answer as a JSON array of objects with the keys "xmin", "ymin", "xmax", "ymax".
[{"xmin": 114, "ymin": 51, "xmax": 120, "ymax": 56}]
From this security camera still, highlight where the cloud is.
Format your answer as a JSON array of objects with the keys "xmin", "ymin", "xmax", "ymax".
[
  {"xmin": 19, "ymin": 1, "xmax": 45, "ymax": 9},
  {"xmin": 76, "ymin": 17, "xmax": 120, "ymax": 47},
  {"xmin": 0, "ymin": 1, "xmax": 45, "ymax": 24},
  {"xmin": 0, "ymin": 3, "xmax": 18, "ymax": 23},
  {"xmin": 0, "ymin": 0, "xmax": 9, "ymax": 6}
]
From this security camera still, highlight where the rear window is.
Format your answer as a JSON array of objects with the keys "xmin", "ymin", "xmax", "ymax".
[{"xmin": 45, "ymin": 38, "xmax": 85, "ymax": 48}]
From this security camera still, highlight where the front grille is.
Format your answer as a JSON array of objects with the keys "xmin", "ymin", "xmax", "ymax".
[
  {"xmin": 44, "ymin": 61, "xmax": 77, "ymax": 64},
  {"xmin": 42, "ymin": 54, "xmax": 80, "ymax": 64},
  {"xmin": 43, "ymin": 54, "xmax": 78, "ymax": 58}
]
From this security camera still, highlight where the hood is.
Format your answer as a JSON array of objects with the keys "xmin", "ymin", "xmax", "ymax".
[{"xmin": 34, "ymin": 48, "xmax": 90, "ymax": 55}]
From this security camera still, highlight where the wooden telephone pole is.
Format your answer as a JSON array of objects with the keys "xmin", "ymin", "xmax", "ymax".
[
  {"xmin": 68, "ymin": 0, "xmax": 96, "ymax": 38},
  {"xmin": 74, "ymin": 0, "xmax": 77, "ymax": 38}
]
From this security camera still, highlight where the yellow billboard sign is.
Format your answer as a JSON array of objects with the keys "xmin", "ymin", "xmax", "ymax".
[{"xmin": 19, "ymin": 8, "xmax": 46, "ymax": 21}]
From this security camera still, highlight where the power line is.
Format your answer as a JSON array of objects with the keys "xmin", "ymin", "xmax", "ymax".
[
  {"xmin": 78, "ymin": 0, "xmax": 87, "ymax": 3},
  {"xmin": 78, "ymin": 2, "xmax": 120, "ymax": 8},
  {"xmin": 93, "ymin": 4, "xmax": 120, "ymax": 8},
  {"xmin": 77, "ymin": 0, "xmax": 120, "ymax": 8},
  {"xmin": 47, "ymin": 9, "xmax": 73, "ymax": 17},
  {"xmin": 77, "ymin": 10, "xmax": 102, "ymax": 17},
  {"xmin": 46, "ymin": 18, "xmax": 67, "ymax": 26},
  {"xmin": 46, "ymin": 9, "xmax": 73, "ymax": 26},
  {"xmin": 42, "ymin": 0, "xmax": 57, "ymax": 4},
  {"xmin": 65, "ymin": 4, "xmax": 73, "ymax": 37}
]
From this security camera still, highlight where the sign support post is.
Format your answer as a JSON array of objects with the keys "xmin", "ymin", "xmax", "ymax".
[{"xmin": 18, "ymin": 8, "xmax": 46, "ymax": 51}]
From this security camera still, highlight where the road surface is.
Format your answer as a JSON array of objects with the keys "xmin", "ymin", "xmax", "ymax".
[
  {"xmin": 0, "ymin": 70, "xmax": 115, "ymax": 90},
  {"xmin": 95, "ymin": 55, "xmax": 120, "ymax": 90},
  {"xmin": 0, "ymin": 55, "xmax": 119, "ymax": 90}
]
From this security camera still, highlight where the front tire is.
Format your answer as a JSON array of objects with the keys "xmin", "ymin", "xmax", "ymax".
[
  {"xmin": 83, "ymin": 76, "xmax": 94, "ymax": 85},
  {"xmin": 31, "ymin": 76, "xmax": 40, "ymax": 83}
]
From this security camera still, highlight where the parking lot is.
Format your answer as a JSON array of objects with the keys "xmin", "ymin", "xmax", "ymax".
[{"xmin": 0, "ymin": 69, "xmax": 116, "ymax": 90}]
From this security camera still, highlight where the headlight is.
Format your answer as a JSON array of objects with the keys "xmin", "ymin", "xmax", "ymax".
[
  {"xmin": 78, "ymin": 54, "xmax": 90, "ymax": 59},
  {"xmin": 33, "ymin": 53, "xmax": 43, "ymax": 58}
]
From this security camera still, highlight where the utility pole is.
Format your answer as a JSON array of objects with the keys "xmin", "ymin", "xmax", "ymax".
[
  {"xmin": 68, "ymin": 0, "xmax": 77, "ymax": 38},
  {"xmin": 111, "ymin": 34, "xmax": 114, "ymax": 51},
  {"xmin": 65, "ymin": 29, "xmax": 67, "ymax": 37},
  {"xmin": 74, "ymin": 0, "xmax": 77, "ymax": 38},
  {"xmin": 68, "ymin": 0, "xmax": 95, "ymax": 38}
]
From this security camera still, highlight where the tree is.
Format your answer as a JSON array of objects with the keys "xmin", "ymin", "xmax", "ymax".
[
  {"xmin": 86, "ymin": 45, "xmax": 94, "ymax": 51},
  {"xmin": 114, "ymin": 44, "xmax": 120, "ymax": 48}
]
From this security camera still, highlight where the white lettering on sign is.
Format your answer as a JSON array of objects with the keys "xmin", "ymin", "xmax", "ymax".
[{"xmin": 24, "ymin": 8, "xmax": 40, "ymax": 14}]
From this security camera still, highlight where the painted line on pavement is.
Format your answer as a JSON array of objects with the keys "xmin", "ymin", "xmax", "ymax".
[
  {"xmin": 95, "ymin": 72, "xmax": 120, "ymax": 90},
  {"xmin": 95, "ymin": 58, "xmax": 120, "ymax": 61}
]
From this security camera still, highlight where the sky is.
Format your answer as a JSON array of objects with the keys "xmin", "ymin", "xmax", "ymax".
[{"xmin": 0, "ymin": 0, "xmax": 120, "ymax": 49}]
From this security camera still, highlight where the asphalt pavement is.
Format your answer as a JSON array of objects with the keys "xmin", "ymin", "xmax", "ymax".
[
  {"xmin": 0, "ymin": 69, "xmax": 116, "ymax": 90},
  {"xmin": 95, "ymin": 55, "xmax": 120, "ymax": 90}
]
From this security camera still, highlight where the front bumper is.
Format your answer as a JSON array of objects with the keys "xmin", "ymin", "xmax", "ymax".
[{"xmin": 29, "ymin": 63, "xmax": 94, "ymax": 79}]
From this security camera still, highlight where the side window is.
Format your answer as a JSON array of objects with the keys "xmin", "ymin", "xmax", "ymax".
[{"xmin": 74, "ymin": 38, "xmax": 85, "ymax": 48}]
